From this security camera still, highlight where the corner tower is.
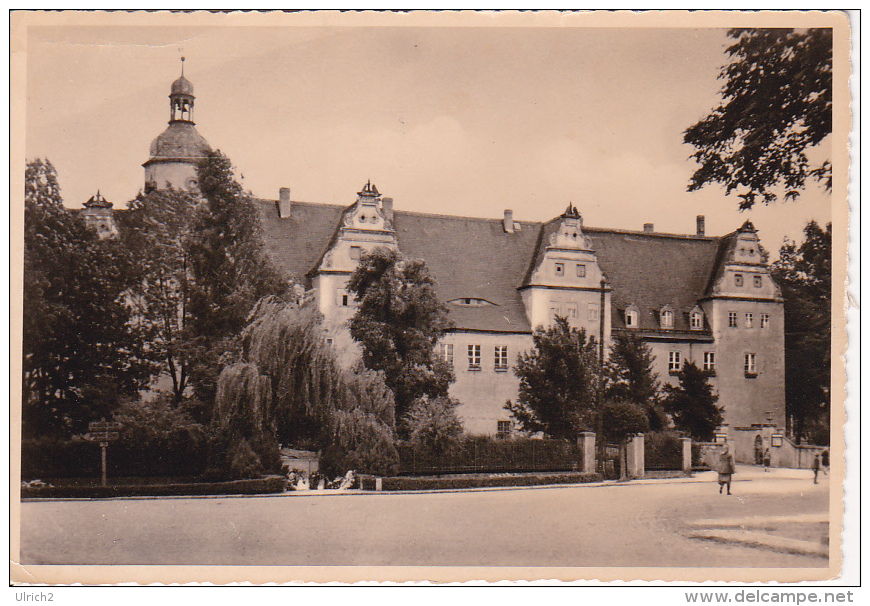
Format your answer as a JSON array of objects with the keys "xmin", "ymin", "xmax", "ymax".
[{"xmin": 143, "ymin": 58, "xmax": 212, "ymax": 193}]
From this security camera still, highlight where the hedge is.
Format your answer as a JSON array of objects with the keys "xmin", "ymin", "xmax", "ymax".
[
  {"xmin": 358, "ymin": 472, "xmax": 601, "ymax": 491},
  {"xmin": 20, "ymin": 475, "xmax": 287, "ymax": 499},
  {"xmin": 21, "ymin": 435, "xmax": 208, "ymax": 480},
  {"xmin": 397, "ymin": 436, "xmax": 584, "ymax": 476}
]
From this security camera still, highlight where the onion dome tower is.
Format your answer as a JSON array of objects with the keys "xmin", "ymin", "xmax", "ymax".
[{"xmin": 143, "ymin": 57, "xmax": 212, "ymax": 193}]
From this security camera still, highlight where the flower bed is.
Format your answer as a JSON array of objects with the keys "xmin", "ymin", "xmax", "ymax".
[
  {"xmin": 20, "ymin": 475, "xmax": 287, "ymax": 499},
  {"xmin": 359, "ymin": 471, "xmax": 601, "ymax": 491}
]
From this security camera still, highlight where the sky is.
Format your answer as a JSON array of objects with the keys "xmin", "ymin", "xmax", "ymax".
[{"xmin": 23, "ymin": 18, "xmax": 834, "ymax": 256}]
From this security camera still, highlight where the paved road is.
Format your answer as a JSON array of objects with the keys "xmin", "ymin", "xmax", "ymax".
[{"xmin": 19, "ymin": 474, "xmax": 829, "ymax": 568}]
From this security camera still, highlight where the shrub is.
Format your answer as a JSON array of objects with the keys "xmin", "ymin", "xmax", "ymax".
[
  {"xmin": 321, "ymin": 408, "xmax": 399, "ymax": 477},
  {"xmin": 404, "ymin": 395, "xmax": 463, "ymax": 458},
  {"xmin": 644, "ymin": 431, "xmax": 684, "ymax": 471},
  {"xmin": 229, "ymin": 438, "xmax": 263, "ymax": 479},
  {"xmin": 21, "ymin": 476, "xmax": 287, "ymax": 499},
  {"xmin": 359, "ymin": 472, "xmax": 601, "ymax": 491}
]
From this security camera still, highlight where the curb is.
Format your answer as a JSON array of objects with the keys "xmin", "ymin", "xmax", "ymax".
[{"xmin": 686, "ymin": 528, "xmax": 828, "ymax": 557}]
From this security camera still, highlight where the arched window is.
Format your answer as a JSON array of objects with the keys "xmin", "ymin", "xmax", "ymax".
[
  {"xmin": 625, "ymin": 307, "xmax": 639, "ymax": 328},
  {"xmin": 660, "ymin": 307, "xmax": 674, "ymax": 329}
]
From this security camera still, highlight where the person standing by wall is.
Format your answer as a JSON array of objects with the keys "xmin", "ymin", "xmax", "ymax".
[{"xmin": 763, "ymin": 448, "xmax": 771, "ymax": 472}]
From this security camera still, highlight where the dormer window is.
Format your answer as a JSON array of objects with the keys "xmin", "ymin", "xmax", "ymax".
[
  {"xmin": 660, "ymin": 308, "xmax": 674, "ymax": 329},
  {"xmin": 690, "ymin": 310, "xmax": 703, "ymax": 330},
  {"xmin": 554, "ymin": 262, "xmax": 565, "ymax": 277},
  {"xmin": 450, "ymin": 298, "xmax": 495, "ymax": 307},
  {"xmin": 734, "ymin": 274, "xmax": 744, "ymax": 287},
  {"xmin": 625, "ymin": 308, "xmax": 639, "ymax": 328}
]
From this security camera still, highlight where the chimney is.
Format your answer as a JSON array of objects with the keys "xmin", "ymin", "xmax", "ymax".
[
  {"xmin": 382, "ymin": 197, "xmax": 394, "ymax": 222},
  {"xmin": 504, "ymin": 209, "xmax": 514, "ymax": 233},
  {"xmin": 696, "ymin": 215, "xmax": 706, "ymax": 236},
  {"xmin": 643, "ymin": 223, "xmax": 654, "ymax": 233},
  {"xmin": 278, "ymin": 187, "xmax": 292, "ymax": 218}
]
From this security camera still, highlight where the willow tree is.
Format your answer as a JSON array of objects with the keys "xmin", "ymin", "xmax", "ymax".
[{"xmin": 210, "ymin": 296, "xmax": 398, "ymax": 478}]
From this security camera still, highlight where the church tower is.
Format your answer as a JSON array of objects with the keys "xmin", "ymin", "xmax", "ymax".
[{"xmin": 143, "ymin": 58, "xmax": 212, "ymax": 193}]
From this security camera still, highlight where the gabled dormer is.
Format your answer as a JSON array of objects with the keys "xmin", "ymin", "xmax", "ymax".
[
  {"xmin": 624, "ymin": 304, "xmax": 640, "ymax": 329},
  {"xmin": 520, "ymin": 205, "xmax": 611, "ymax": 337},
  {"xmin": 705, "ymin": 220, "xmax": 782, "ymax": 301},
  {"xmin": 689, "ymin": 305, "xmax": 705, "ymax": 331},
  {"xmin": 309, "ymin": 181, "xmax": 399, "ymax": 324},
  {"xmin": 524, "ymin": 204, "xmax": 607, "ymax": 288},
  {"xmin": 313, "ymin": 181, "xmax": 398, "ymax": 275},
  {"xmin": 658, "ymin": 304, "xmax": 675, "ymax": 330}
]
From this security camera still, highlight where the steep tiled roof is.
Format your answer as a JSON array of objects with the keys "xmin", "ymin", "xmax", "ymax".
[
  {"xmin": 255, "ymin": 198, "xmax": 727, "ymax": 336},
  {"xmin": 586, "ymin": 228, "xmax": 720, "ymax": 333},
  {"xmin": 146, "ymin": 122, "xmax": 211, "ymax": 161},
  {"xmin": 255, "ymin": 199, "xmax": 346, "ymax": 281},
  {"xmin": 393, "ymin": 212, "xmax": 539, "ymax": 333}
]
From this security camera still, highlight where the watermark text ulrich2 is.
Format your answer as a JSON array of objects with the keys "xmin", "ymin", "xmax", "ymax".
[{"xmin": 686, "ymin": 591, "xmax": 855, "ymax": 604}]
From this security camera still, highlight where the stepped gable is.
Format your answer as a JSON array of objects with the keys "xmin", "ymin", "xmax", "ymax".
[{"xmin": 393, "ymin": 211, "xmax": 539, "ymax": 333}]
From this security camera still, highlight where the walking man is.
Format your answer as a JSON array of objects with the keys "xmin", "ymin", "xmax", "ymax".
[
  {"xmin": 717, "ymin": 442, "xmax": 736, "ymax": 495},
  {"xmin": 812, "ymin": 453, "xmax": 826, "ymax": 484},
  {"xmin": 763, "ymin": 448, "xmax": 771, "ymax": 472}
]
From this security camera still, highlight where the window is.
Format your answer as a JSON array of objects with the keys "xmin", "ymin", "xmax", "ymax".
[
  {"xmin": 576, "ymin": 264, "xmax": 586, "ymax": 278},
  {"xmin": 336, "ymin": 289, "xmax": 350, "ymax": 307},
  {"xmin": 661, "ymin": 309, "xmax": 674, "ymax": 329},
  {"xmin": 625, "ymin": 309, "xmax": 638, "ymax": 328},
  {"xmin": 668, "ymin": 351, "xmax": 682, "ymax": 373},
  {"xmin": 745, "ymin": 313, "xmax": 753, "ymax": 329},
  {"xmin": 728, "ymin": 312, "xmax": 738, "ymax": 328},
  {"xmin": 497, "ymin": 420, "xmax": 511, "ymax": 439},
  {"xmin": 325, "ymin": 338, "xmax": 334, "ymax": 346},
  {"xmin": 703, "ymin": 352, "xmax": 716, "ymax": 373},
  {"xmin": 566, "ymin": 303, "xmax": 578, "ymax": 319},
  {"xmin": 588, "ymin": 303, "xmax": 599, "ymax": 322},
  {"xmin": 440, "ymin": 343, "xmax": 454, "ymax": 367},
  {"xmin": 554, "ymin": 262, "xmax": 565, "ymax": 277},
  {"xmin": 754, "ymin": 275, "xmax": 762, "ymax": 288},
  {"xmin": 349, "ymin": 246, "xmax": 361, "ymax": 260},
  {"xmin": 761, "ymin": 313, "xmax": 770, "ymax": 329},
  {"xmin": 468, "ymin": 344, "xmax": 481, "ymax": 370},
  {"xmin": 744, "ymin": 353, "xmax": 757, "ymax": 376},
  {"xmin": 494, "ymin": 346, "xmax": 508, "ymax": 371},
  {"xmin": 550, "ymin": 302, "xmax": 561, "ymax": 320},
  {"xmin": 691, "ymin": 311, "xmax": 703, "ymax": 330},
  {"xmin": 734, "ymin": 274, "xmax": 744, "ymax": 287}
]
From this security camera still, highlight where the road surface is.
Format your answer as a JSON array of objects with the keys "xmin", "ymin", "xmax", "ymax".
[{"xmin": 19, "ymin": 473, "xmax": 829, "ymax": 568}]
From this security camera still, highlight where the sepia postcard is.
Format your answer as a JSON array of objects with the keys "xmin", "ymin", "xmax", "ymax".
[{"xmin": 9, "ymin": 9, "xmax": 856, "ymax": 586}]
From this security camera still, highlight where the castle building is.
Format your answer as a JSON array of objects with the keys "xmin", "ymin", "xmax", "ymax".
[
  {"xmin": 94, "ymin": 68, "xmax": 786, "ymax": 441},
  {"xmin": 255, "ymin": 184, "xmax": 785, "ymax": 437}
]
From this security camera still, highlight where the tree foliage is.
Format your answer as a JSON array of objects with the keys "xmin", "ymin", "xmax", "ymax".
[
  {"xmin": 684, "ymin": 28, "xmax": 832, "ymax": 209},
  {"xmin": 211, "ymin": 296, "xmax": 399, "ymax": 478},
  {"xmin": 118, "ymin": 188, "xmax": 199, "ymax": 404},
  {"xmin": 119, "ymin": 151, "xmax": 288, "ymax": 417},
  {"xmin": 505, "ymin": 317, "xmax": 600, "ymax": 440},
  {"xmin": 771, "ymin": 221, "xmax": 832, "ymax": 444},
  {"xmin": 22, "ymin": 159, "xmax": 154, "ymax": 438},
  {"xmin": 662, "ymin": 362, "xmax": 724, "ymax": 441},
  {"xmin": 606, "ymin": 331, "xmax": 664, "ymax": 430},
  {"xmin": 405, "ymin": 395, "xmax": 464, "ymax": 458},
  {"xmin": 347, "ymin": 248, "xmax": 454, "ymax": 427},
  {"xmin": 601, "ymin": 400, "xmax": 649, "ymax": 444}
]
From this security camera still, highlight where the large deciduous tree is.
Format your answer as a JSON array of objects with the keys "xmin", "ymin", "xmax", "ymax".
[
  {"xmin": 505, "ymin": 317, "xmax": 600, "ymax": 440},
  {"xmin": 684, "ymin": 28, "xmax": 832, "ymax": 209},
  {"xmin": 121, "ymin": 151, "xmax": 288, "ymax": 419},
  {"xmin": 662, "ymin": 362, "xmax": 724, "ymax": 442},
  {"xmin": 771, "ymin": 221, "xmax": 832, "ymax": 444},
  {"xmin": 347, "ymin": 248, "xmax": 454, "ymax": 429},
  {"xmin": 22, "ymin": 159, "xmax": 155, "ymax": 438}
]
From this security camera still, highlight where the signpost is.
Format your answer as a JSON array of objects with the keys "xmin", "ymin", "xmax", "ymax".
[{"xmin": 86, "ymin": 419, "xmax": 123, "ymax": 487}]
